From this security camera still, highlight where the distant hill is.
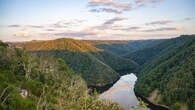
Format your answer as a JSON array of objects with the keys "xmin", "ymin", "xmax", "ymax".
[
  {"xmin": 14, "ymin": 38, "xmax": 138, "ymax": 86},
  {"xmin": 85, "ymin": 40, "xmax": 129, "ymax": 45},
  {"xmin": 86, "ymin": 40, "xmax": 164, "ymax": 56},
  {"xmin": 15, "ymin": 38, "xmax": 102, "ymax": 52},
  {"xmin": 124, "ymin": 36, "xmax": 190, "ymax": 65},
  {"xmin": 134, "ymin": 35, "xmax": 195, "ymax": 110}
]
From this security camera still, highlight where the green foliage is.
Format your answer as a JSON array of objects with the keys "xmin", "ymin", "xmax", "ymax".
[
  {"xmin": 134, "ymin": 35, "xmax": 195, "ymax": 110},
  {"xmin": 33, "ymin": 50, "xmax": 120, "ymax": 86},
  {"xmin": 138, "ymin": 97, "xmax": 148, "ymax": 108},
  {"xmin": 57, "ymin": 58, "xmax": 69, "ymax": 71},
  {"xmin": 91, "ymin": 51, "xmax": 139, "ymax": 75},
  {"xmin": 22, "ymin": 79, "xmax": 44, "ymax": 96},
  {"xmin": 91, "ymin": 40, "xmax": 164, "ymax": 56},
  {"xmin": 6, "ymin": 94, "xmax": 36, "ymax": 110},
  {"xmin": 172, "ymin": 102, "xmax": 180, "ymax": 110},
  {"xmin": 125, "ymin": 35, "xmax": 191, "ymax": 65},
  {"xmin": 0, "ymin": 42, "xmax": 124, "ymax": 110},
  {"xmin": 13, "ymin": 38, "xmax": 139, "ymax": 86},
  {"xmin": 0, "ymin": 41, "xmax": 8, "ymax": 47}
]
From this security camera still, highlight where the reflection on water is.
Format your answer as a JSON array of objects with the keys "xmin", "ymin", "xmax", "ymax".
[{"xmin": 100, "ymin": 74, "xmax": 149, "ymax": 110}]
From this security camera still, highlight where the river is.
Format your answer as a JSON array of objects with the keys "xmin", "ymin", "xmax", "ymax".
[{"xmin": 100, "ymin": 73, "xmax": 150, "ymax": 110}]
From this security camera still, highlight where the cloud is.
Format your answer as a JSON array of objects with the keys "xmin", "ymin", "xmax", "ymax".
[
  {"xmin": 54, "ymin": 30, "xmax": 98, "ymax": 37},
  {"xmin": 104, "ymin": 17, "xmax": 127, "ymax": 25},
  {"xmin": 90, "ymin": 8, "xmax": 122, "ymax": 14},
  {"xmin": 14, "ymin": 31, "xmax": 30, "ymax": 37},
  {"xmin": 136, "ymin": 0, "xmax": 164, "ymax": 4},
  {"xmin": 135, "ymin": 0, "xmax": 164, "ymax": 10},
  {"xmin": 87, "ymin": 0, "xmax": 165, "ymax": 14},
  {"xmin": 146, "ymin": 20, "xmax": 172, "ymax": 25},
  {"xmin": 8, "ymin": 24, "xmax": 45, "ymax": 28},
  {"xmin": 51, "ymin": 19, "xmax": 86, "ymax": 28},
  {"xmin": 92, "ymin": 17, "xmax": 127, "ymax": 30},
  {"xmin": 88, "ymin": 0, "xmax": 132, "ymax": 14},
  {"xmin": 46, "ymin": 29, "xmax": 55, "ymax": 31},
  {"xmin": 26, "ymin": 25, "xmax": 44, "ymax": 28},
  {"xmin": 184, "ymin": 17, "xmax": 191, "ymax": 21},
  {"xmin": 113, "ymin": 26, "xmax": 141, "ymax": 31},
  {"xmin": 143, "ymin": 26, "xmax": 184, "ymax": 32},
  {"xmin": 51, "ymin": 20, "xmax": 69, "ymax": 28},
  {"xmin": 88, "ymin": 0, "xmax": 131, "ymax": 9},
  {"xmin": 8, "ymin": 25, "xmax": 21, "ymax": 28}
]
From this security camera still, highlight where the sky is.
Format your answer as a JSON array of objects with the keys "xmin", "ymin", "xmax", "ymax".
[{"xmin": 0, "ymin": 0, "xmax": 195, "ymax": 41}]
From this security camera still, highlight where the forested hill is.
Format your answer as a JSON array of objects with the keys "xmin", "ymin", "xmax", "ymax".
[
  {"xmin": 13, "ymin": 38, "xmax": 138, "ymax": 86},
  {"xmin": 134, "ymin": 35, "xmax": 195, "ymax": 110},
  {"xmin": 124, "ymin": 35, "xmax": 191, "ymax": 65},
  {"xmin": 0, "ymin": 41, "xmax": 124, "ymax": 110},
  {"xmin": 86, "ymin": 40, "xmax": 164, "ymax": 56},
  {"xmin": 14, "ymin": 38, "xmax": 102, "ymax": 52}
]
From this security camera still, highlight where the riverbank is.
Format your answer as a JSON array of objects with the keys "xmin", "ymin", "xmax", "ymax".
[
  {"xmin": 88, "ymin": 76, "xmax": 120, "ymax": 94},
  {"xmin": 134, "ymin": 91, "xmax": 171, "ymax": 110},
  {"xmin": 100, "ymin": 74, "xmax": 140, "ymax": 110},
  {"xmin": 88, "ymin": 74, "xmax": 172, "ymax": 110}
]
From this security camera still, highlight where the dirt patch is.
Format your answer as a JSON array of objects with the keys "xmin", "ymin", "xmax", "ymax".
[
  {"xmin": 148, "ymin": 89, "xmax": 161, "ymax": 104},
  {"xmin": 180, "ymin": 104, "xmax": 188, "ymax": 110}
]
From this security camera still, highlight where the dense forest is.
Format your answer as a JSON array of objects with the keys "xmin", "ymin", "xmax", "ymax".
[
  {"xmin": 7, "ymin": 35, "xmax": 195, "ymax": 110},
  {"xmin": 0, "ymin": 41, "xmax": 125, "ymax": 110},
  {"xmin": 124, "ymin": 35, "xmax": 192, "ymax": 66},
  {"xmin": 134, "ymin": 35, "xmax": 195, "ymax": 110},
  {"xmin": 14, "ymin": 39, "xmax": 138, "ymax": 86},
  {"xmin": 87, "ymin": 40, "xmax": 164, "ymax": 56},
  {"xmin": 90, "ymin": 51, "xmax": 138, "ymax": 75}
]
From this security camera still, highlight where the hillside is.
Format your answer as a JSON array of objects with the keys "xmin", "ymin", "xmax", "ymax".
[
  {"xmin": 14, "ymin": 38, "xmax": 138, "ymax": 86},
  {"xmin": 15, "ymin": 38, "xmax": 102, "ymax": 52},
  {"xmin": 91, "ymin": 51, "xmax": 138, "ymax": 75},
  {"xmin": 134, "ymin": 35, "xmax": 195, "ymax": 110},
  {"xmin": 86, "ymin": 40, "xmax": 164, "ymax": 56},
  {"xmin": 124, "ymin": 36, "xmax": 190, "ymax": 65},
  {"xmin": 0, "ymin": 41, "xmax": 124, "ymax": 110}
]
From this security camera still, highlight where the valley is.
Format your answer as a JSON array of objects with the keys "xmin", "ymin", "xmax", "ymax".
[
  {"xmin": 14, "ymin": 38, "xmax": 139, "ymax": 86},
  {"xmin": 1, "ymin": 35, "xmax": 194, "ymax": 110},
  {"xmin": 1, "ymin": 0, "xmax": 195, "ymax": 109}
]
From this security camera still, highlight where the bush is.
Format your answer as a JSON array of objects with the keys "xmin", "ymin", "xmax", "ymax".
[
  {"xmin": 172, "ymin": 102, "xmax": 180, "ymax": 110},
  {"xmin": 7, "ymin": 94, "xmax": 36, "ymax": 110},
  {"xmin": 22, "ymin": 79, "xmax": 43, "ymax": 96}
]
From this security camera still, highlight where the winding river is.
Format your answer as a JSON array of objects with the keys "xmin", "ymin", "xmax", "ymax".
[{"xmin": 100, "ymin": 74, "xmax": 150, "ymax": 110}]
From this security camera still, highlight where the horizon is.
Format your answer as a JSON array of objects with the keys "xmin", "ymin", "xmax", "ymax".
[
  {"xmin": 0, "ymin": 0, "xmax": 195, "ymax": 41},
  {"xmin": 5, "ymin": 34, "xmax": 189, "ymax": 43}
]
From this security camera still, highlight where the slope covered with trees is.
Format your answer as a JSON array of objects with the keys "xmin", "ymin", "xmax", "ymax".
[
  {"xmin": 134, "ymin": 35, "xmax": 195, "ymax": 110},
  {"xmin": 0, "ymin": 41, "xmax": 124, "ymax": 110},
  {"xmin": 124, "ymin": 36, "xmax": 191, "ymax": 65},
  {"xmin": 14, "ymin": 38, "xmax": 138, "ymax": 86},
  {"xmin": 15, "ymin": 38, "xmax": 102, "ymax": 52},
  {"xmin": 87, "ymin": 40, "xmax": 164, "ymax": 56},
  {"xmin": 33, "ymin": 50, "xmax": 120, "ymax": 86},
  {"xmin": 91, "ymin": 51, "xmax": 138, "ymax": 75}
]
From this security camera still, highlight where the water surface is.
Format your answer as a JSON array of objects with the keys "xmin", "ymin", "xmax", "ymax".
[{"xmin": 100, "ymin": 74, "xmax": 149, "ymax": 110}]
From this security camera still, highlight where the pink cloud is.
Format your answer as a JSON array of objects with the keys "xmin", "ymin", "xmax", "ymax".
[
  {"xmin": 136, "ymin": 0, "xmax": 164, "ymax": 4},
  {"xmin": 89, "ymin": 0, "xmax": 131, "ymax": 9},
  {"xmin": 8, "ymin": 25, "xmax": 21, "ymax": 28},
  {"xmin": 146, "ymin": 20, "xmax": 173, "ymax": 25},
  {"xmin": 90, "ymin": 8, "xmax": 122, "ymax": 14},
  {"xmin": 143, "ymin": 26, "xmax": 184, "ymax": 32}
]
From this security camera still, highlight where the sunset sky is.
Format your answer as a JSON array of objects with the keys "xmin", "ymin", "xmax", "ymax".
[{"xmin": 0, "ymin": 0, "xmax": 195, "ymax": 41}]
